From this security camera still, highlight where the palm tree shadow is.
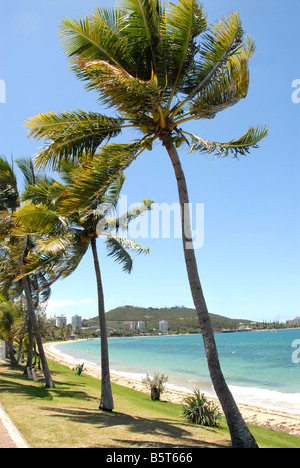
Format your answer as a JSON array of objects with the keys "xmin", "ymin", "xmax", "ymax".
[
  {"xmin": 0, "ymin": 368, "xmax": 98, "ymax": 403},
  {"xmin": 40, "ymin": 406, "xmax": 228, "ymax": 448}
]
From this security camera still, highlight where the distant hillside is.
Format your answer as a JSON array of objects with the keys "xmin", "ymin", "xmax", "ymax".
[{"xmin": 82, "ymin": 305, "xmax": 256, "ymax": 333}]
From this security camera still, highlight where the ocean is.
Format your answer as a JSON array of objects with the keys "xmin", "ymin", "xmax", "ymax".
[{"xmin": 50, "ymin": 328, "xmax": 300, "ymax": 414}]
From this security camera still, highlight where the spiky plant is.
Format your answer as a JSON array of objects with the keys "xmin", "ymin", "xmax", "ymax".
[{"xmin": 182, "ymin": 389, "xmax": 222, "ymax": 428}]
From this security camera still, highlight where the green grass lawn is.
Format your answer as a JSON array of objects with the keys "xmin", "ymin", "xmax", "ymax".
[{"xmin": 0, "ymin": 360, "xmax": 299, "ymax": 448}]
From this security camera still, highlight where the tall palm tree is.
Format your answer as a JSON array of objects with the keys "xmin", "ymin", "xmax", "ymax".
[
  {"xmin": 0, "ymin": 156, "xmax": 55, "ymax": 387},
  {"xmin": 14, "ymin": 168, "xmax": 152, "ymax": 410},
  {"xmin": 24, "ymin": 0, "xmax": 268, "ymax": 446}
]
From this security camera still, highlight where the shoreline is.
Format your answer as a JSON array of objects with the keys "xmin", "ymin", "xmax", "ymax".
[{"xmin": 44, "ymin": 341, "xmax": 300, "ymax": 438}]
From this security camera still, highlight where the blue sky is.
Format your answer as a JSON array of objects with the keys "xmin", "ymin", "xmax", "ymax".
[{"xmin": 0, "ymin": 0, "xmax": 299, "ymax": 323}]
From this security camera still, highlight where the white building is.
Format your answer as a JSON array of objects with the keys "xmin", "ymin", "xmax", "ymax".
[
  {"xmin": 137, "ymin": 321, "xmax": 145, "ymax": 330},
  {"xmin": 123, "ymin": 322, "xmax": 136, "ymax": 331},
  {"xmin": 72, "ymin": 315, "xmax": 82, "ymax": 329},
  {"xmin": 159, "ymin": 320, "xmax": 168, "ymax": 332},
  {"xmin": 56, "ymin": 315, "xmax": 67, "ymax": 327},
  {"xmin": 286, "ymin": 317, "xmax": 300, "ymax": 326}
]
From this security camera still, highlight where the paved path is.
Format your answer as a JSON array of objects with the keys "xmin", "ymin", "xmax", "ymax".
[{"xmin": 0, "ymin": 402, "xmax": 30, "ymax": 448}]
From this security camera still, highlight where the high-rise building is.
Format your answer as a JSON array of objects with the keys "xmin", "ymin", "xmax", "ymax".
[
  {"xmin": 137, "ymin": 321, "xmax": 145, "ymax": 330},
  {"xmin": 123, "ymin": 322, "xmax": 136, "ymax": 331},
  {"xmin": 72, "ymin": 315, "xmax": 82, "ymax": 329},
  {"xmin": 159, "ymin": 320, "xmax": 168, "ymax": 332},
  {"xmin": 56, "ymin": 315, "xmax": 67, "ymax": 327}
]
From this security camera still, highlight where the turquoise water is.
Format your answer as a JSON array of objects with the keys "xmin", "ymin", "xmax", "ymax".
[{"xmin": 50, "ymin": 328, "xmax": 300, "ymax": 413}]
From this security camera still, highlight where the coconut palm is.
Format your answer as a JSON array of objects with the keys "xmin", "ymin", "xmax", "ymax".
[
  {"xmin": 23, "ymin": 0, "xmax": 268, "ymax": 446},
  {"xmin": 14, "ymin": 168, "xmax": 152, "ymax": 410},
  {"xmin": 0, "ymin": 156, "xmax": 55, "ymax": 387},
  {"xmin": 0, "ymin": 233, "xmax": 52, "ymax": 372}
]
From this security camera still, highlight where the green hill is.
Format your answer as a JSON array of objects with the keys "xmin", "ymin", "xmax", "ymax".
[{"xmin": 83, "ymin": 305, "xmax": 256, "ymax": 334}]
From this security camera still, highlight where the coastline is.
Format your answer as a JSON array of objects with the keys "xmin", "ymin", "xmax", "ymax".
[{"xmin": 44, "ymin": 341, "xmax": 300, "ymax": 438}]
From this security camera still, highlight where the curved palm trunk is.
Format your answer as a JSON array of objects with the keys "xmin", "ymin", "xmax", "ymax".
[
  {"xmin": 22, "ymin": 275, "xmax": 55, "ymax": 387},
  {"xmin": 91, "ymin": 237, "xmax": 114, "ymax": 411},
  {"xmin": 162, "ymin": 133, "xmax": 258, "ymax": 448},
  {"xmin": 17, "ymin": 252, "xmax": 55, "ymax": 388},
  {"xmin": 24, "ymin": 317, "xmax": 34, "ymax": 375},
  {"xmin": 26, "ymin": 320, "xmax": 34, "ymax": 371}
]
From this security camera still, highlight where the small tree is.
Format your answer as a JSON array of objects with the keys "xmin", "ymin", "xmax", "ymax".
[{"xmin": 143, "ymin": 372, "xmax": 168, "ymax": 401}]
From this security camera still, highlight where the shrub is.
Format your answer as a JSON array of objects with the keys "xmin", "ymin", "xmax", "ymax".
[
  {"xmin": 142, "ymin": 372, "xmax": 168, "ymax": 400},
  {"xmin": 182, "ymin": 389, "xmax": 222, "ymax": 427}
]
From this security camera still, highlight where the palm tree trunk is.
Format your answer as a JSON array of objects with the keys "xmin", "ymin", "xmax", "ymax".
[
  {"xmin": 26, "ymin": 319, "xmax": 34, "ymax": 371},
  {"xmin": 162, "ymin": 132, "xmax": 258, "ymax": 448},
  {"xmin": 22, "ymin": 275, "xmax": 55, "ymax": 387},
  {"xmin": 8, "ymin": 340, "xmax": 18, "ymax": 366},
  {"xmin": 18, "ymin": 255, "xmax": 55, "ymax": 388},
  {"xmin": 24, "ymin": 316, "xmax": 34, "ymax": 375},
  {"xmin": 91, "ymin": 237, "xmax": 114, "ymax": 411}
]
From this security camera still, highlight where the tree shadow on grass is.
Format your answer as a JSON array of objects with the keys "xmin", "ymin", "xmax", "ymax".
[
  {"xmin": 40, "ymin": 405, "xmax": 229, "ymax": 448},
  {"xmin": 0, "ymin": 365, "xmax": 98, "ymax": 403}
]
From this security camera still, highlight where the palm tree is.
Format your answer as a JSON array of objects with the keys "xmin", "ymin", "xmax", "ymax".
[
  {"xmin": 14, "ymin": 168, "xmax": 151, "ymax": 410},
  {"xmin": 0, "ymin": 300, "xmax": 24, "ymax": 366},
  {"xmin": 23, "ymin": 0, "xmax": 268, "ymax": 446},
  {"xmin": 0, "ymin": 156, "xmax": 55, "ymax": 387}
]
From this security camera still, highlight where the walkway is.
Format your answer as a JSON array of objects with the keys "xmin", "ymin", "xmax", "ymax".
[{"xmin": 0, "ymin": 402, "xmax": 30, "ymax": 448}]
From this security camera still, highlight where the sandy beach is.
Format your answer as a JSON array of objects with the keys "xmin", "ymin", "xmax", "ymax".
[{"xmin": 44, "ymin": 342, "xmax": 300, "ymax": 438}]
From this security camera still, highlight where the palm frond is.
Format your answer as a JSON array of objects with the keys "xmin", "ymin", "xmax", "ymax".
[
  {"xmin": 0, "ymin": 293, "xmax": 7, "ymax": 303},
  {"xmin": 34, "ymin": 234, "xmax": 75, "ymax": 257},
  {"xmin": 172, "ymin": 11, "xmax": 244, "ymax": 117},
  {"xmin": 13, "ymin": 203, "xmax": 70, "ymax": 237},
  {"xmin": 22, "ymin": 178, "xmax": 66, "ymax": 208},
  {"xmin": 24, "ymin": 110, "xmax": 124, "ymax": 170},
  {"xmin": 0, "ymin": 156, "xmax": 19, "ymax": 211},
  {"xmin": 99, "ymin": 174, "xmax": 126, "ymax": 213},
  {"xmin": 15, "ymin": 157, "xmax": 39, "ymax": 187},
  {"xmin": 108, "ymin": 198, "xmax": 153, "ymax": 234},
  {"xmin": 60, "ymin": 142, "xmax": 143, "ymax": 213},
  {"xmin": 0, "ymin": 156, "xmax": 17, "ymax": 189},
  {"xmin": 188, "ymin": 125, "xmax": 268, "ymax": 158},
  {"xmin": 27, "ymin": 270, "xmax": 51, "ymax": 306},
  {"xmin": 106, "ymin": 233, "xmax": 149, "ymax": 273},
  {"xmin": 78, "ymin": 60, "xmax": 163, "ymax": 113},
  {"xmin": 59, "ymin": 14, "xmax": 130, "ymax": 69},
  {"xmin": 165, "ymin": 0, "xmax": 207, "ymax": 99},
  {"xmin": 118, "ymin": 0, "xmax": 161, "ymax": 76},
  {"xmin": 188, "ymin": 36, "xmax": 255, "ymax": 119},
  {"xmin": 18, "ymin": 231, "xmax": 90, "ymax": 285},
  {"xmin": 105, "ymin": 235, "xmax": 133, "ymax": 273}
]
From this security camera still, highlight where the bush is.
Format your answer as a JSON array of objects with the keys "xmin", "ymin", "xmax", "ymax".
[
  {"xmin": 182, "ymin": 389, "xmax": 222, "ymax": 427},
  {"xmin": 142, "ymin": 372, "xmax": 168, "ymax": 401}
]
